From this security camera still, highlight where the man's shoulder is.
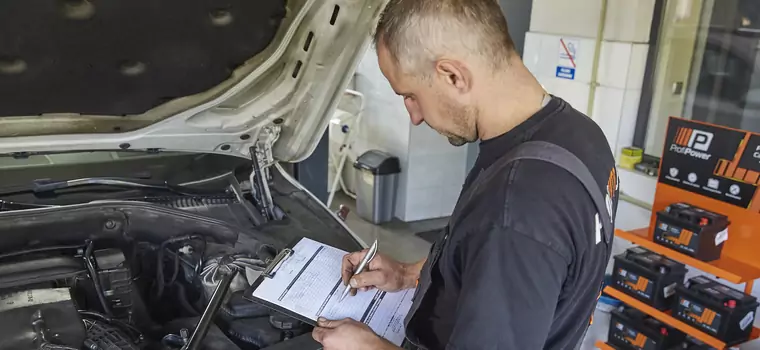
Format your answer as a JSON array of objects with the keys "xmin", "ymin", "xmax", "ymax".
[
  {"xmin": 458, "ymin": 100, "xmax": 617, "ymax": 257},
  {"xmin": 503, "ymin": 108, "xmax": 616, "ymax": 256}
]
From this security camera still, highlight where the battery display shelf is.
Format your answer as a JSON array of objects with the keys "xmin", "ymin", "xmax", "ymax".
[
  {"xmin": 615, "ymin": 228, "xmax": 760, "ymax": 289},
  {"xmin": 597, "ymin": 118, "xmax": 760, "ymax": 349}
]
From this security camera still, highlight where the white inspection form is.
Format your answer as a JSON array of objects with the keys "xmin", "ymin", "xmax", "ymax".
[{"xmin": 249, "ymin": 238, "xmax": 414, "ymax": 346}]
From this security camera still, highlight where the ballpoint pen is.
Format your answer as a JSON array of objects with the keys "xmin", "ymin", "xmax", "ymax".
[{"xmin": 339, "ymin": 239, "xmax": 378, "ymax": 301}]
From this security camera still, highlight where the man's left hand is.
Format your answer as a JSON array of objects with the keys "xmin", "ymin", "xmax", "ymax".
[{"xmin": 312, "ymin": 317, "xmax": 399, "ymax": 350}]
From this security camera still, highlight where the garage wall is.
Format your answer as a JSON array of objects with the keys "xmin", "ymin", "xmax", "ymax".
[
  {"xmin": 354, "ymin": 49, "xmax": 467, "ymax": 222},
  {"xmin": 465, "ymin": 0, "xmax": 536, "ymax": 174},
  {"xmin": 528, "ymin": 0, "xmax": 760, "ymax": 334},
  {"xmin": 351, "ymin": 0, "xmax": 661, "ymax": 222},
  {"xmin": 524, "ymin": 0, "xmax": 656, "ymax": 204},
  {"xmin": 353, "ymin": 0, "xmax": 537, "ymax": 222}
]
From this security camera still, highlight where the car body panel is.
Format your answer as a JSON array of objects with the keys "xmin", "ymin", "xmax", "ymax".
[{"xmin": 0, "ymin": 0, "xmax": 387, "ymax": 163}]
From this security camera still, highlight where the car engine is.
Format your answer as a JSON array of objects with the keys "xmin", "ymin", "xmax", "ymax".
[{"xmin": 0, "ymin": 236, "xmax": 311, "ymax": 350}]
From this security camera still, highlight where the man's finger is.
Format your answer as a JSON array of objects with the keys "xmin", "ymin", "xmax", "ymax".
[
  {"xmin": 317, "ymin": 317, "xmax": 349, "ymax": 328},
  {"xmin": 341, "ymin": 250, "xmax": 368, "ymax": 284},
  {"xmin": 312, "ymin": 327, "xmax": 328, "ymax": 343},
  {"xmin": 350, "ymin": 270, "xmax": 385, "ymax": 289}
]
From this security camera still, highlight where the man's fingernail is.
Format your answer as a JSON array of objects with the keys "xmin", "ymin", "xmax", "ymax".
[
  {"xmin": 350, "ymin": 278, "xmax": 358, "ymax": 288},
  {"xmin": 318, "ymin": 317, "xmax": 326, "ymax": 322}
]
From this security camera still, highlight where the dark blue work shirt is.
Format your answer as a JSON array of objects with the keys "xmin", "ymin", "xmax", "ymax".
[{"xmin": 404, "ymin": 96, "xmax": 619, "ymax": 349}]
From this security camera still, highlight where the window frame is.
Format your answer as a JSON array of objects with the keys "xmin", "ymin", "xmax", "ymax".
[{"xmin": 632, "ymin": 0, "xmax": 668, "ymax": 152}]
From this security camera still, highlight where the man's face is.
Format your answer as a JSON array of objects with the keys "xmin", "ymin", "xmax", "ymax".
[{"xmin": 377, "ymin": 44, "xmax": 478, "ymax": 146}]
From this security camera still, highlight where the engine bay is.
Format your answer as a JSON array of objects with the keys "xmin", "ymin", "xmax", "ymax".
[
  {"xmin": 0, "ymin": 154, "xmax": 363, "ymax": 350},
  {"xmin": 0, "ymin": 234, "xmax": 312, "ymax": 350}
]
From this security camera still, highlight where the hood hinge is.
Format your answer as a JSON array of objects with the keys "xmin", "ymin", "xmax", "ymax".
[
  {"xmin": 247, "ymin": 125, "xmax": 281, "ymax": 221},
  {"xmin": 254, "ymin": 125, "xmax": 281, "ymax": 169}
]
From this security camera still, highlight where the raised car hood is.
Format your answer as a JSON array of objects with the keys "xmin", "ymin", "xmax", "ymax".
[{"xmin": 0, "ymin": 0, "xmax": 385, "ymax": 162}]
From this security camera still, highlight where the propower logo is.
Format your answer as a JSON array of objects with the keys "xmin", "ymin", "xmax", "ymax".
[{"xmin": 670, "ymin": 127, "xmax": 714, "ymax": 160}]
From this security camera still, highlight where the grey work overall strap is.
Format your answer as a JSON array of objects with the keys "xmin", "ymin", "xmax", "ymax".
[
  {"xmin": 498, "ymin": 140, "xmax": 613, "ymax": 243},
  {"xmin": 498, "ymin": 141, "xmax": 614, "ymax": 350}
]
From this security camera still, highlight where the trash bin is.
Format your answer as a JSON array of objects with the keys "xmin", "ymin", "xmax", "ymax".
[{"xmin": 353, "ymin": 150, "xmax": 401, "ymax": 224}]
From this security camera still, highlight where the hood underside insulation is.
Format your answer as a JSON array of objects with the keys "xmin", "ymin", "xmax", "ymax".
[{"xmin": 0, "ymin": 0, "xmax": 287, "ymax": 117}]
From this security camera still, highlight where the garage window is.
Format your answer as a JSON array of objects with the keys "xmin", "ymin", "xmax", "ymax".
[{"xmin": 634, "ymin": 0, "xmax": 760, "ymax": 157}]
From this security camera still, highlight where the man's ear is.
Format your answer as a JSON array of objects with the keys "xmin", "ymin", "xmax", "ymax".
[{"xmin": 435, "ymin": 60, "xmax": 472, "ymax": 94}]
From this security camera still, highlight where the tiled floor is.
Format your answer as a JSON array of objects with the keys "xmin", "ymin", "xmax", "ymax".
[{"xmin": 330, "ymin": 192, "xmax": 443, "ymax": 263}]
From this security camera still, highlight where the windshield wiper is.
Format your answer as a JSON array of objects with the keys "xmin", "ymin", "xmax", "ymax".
[
  {"xmin": 34, "ymin": 178, "xmax": 168, "ymax": 192},
  {"xmin": 0, "ymin": 177, "xmax": 224, "ymax": 198},
  {"xmin": 31, "ymin": 177, "xmax": 222, "ymax": 196},
  {"xmin": 0, "ymin": 199, "xmax": 55, "ymax": 211}
]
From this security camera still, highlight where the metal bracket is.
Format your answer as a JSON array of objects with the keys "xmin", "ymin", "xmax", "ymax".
[
  {"xmin": 262, "ymin": 248, "xmax": 293, "ymax": 278},
  {"xmin": 247, "ymin": 126, "xmax": 279, "ymax": 221}
]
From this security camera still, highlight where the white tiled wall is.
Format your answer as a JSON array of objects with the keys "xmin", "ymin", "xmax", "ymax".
[
  {"xmin": 523, "ymin": 32, "xmax": 596, "ymax": 114},
  {"xmin": 530, "ymin": 0, "xmax": 655, "ymax": 42},
  {"xmin": 354, "ymin": 48, "xmax": 468, "ymax": 222},
  {"xmin": 603, "ymin": 0, "xmax": 656, "ymax": 43},
  {"xmin": 530, "ymin": 0, "xmax": 604, "ymax": 38},
  {"xmin": 525, "ymin": 0, "xmax": 656, "ymax": 206},
  {"xmin": 354, "ymin": 48, "xmax": 412, "ymax": 220},
  {"xmin": 592, "ymin": 42, "xmax": 648, "ymax": 153}
]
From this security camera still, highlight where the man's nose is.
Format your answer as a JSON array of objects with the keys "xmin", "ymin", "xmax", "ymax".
[
  {"xmin": 404, "ymin": 98, "xmax": 423, "ymax": 126},
  {"xmin": 409, "ymin": 113, "xmax": 423, "ymax": 126}
]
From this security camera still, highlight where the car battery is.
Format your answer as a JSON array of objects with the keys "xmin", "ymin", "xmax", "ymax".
[
  {"xmin": 608, "ymin": 306, "xmax": 686, "ymax": 350},
  {"xmin": 612, "ymin": 247, "xmax": 687, "ymax": 310},
  {"xmin": 673, "ymin": 276, "xmax": 759, "ymax": 345},
  {"xmin": 653, "ymin": 203, "xmax": 729, "ymax": 262}
]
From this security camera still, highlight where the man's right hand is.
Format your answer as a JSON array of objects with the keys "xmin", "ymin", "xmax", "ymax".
[{"xmin": 341, "ymin": 250, "xmax": 422, "ymax": 294}]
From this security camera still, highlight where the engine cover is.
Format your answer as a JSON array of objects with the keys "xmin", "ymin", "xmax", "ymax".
[{"xmin": 0, "ymin": 288, "xmax": 85, "ymax": 349}]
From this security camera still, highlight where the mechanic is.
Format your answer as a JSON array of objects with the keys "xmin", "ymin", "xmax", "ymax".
[{"xmin": 312, "ymin": 0, "xmax": 619, "ymax": 349}]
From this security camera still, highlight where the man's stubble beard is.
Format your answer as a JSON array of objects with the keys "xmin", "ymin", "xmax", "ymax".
[{"xmin": 441, "ymin": 99, "xmax": 478, "ymax": 147}]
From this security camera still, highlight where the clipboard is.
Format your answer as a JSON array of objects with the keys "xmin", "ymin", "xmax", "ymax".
[
  {"xmin": 242, "ymin": 237, "xmax": 414, "ymax": 346},
  {"xmin": 242, "ymin": 237, "xmax": 319, "ymax": 327}
]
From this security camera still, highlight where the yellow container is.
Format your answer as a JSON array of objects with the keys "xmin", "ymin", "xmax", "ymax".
[{"xmin": 619, "ymin": 147, "xmax": 643, "ymax": 169}]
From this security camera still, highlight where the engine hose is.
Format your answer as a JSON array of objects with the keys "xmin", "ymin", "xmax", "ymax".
[
  {"xmin": 168, "ymin": 253, "xmax": 181, "ymax": 286},
  {"xmin": 79, "ymin": 310, "xmax": 143, "ymax": 341},
  {"xmin": 156, "ymin": 235, "xmax": 204, "ymax": 300},
  {"xmin": 84, "ymin": 241, "xmax": 113, "ymax": 317},
  {"xmin": 0, "ymin": 244, "xmax": 83, "ymax": 261},
  {"xmin": 175, "ymin": 283, "xmax": 200, "ymax": 316}
]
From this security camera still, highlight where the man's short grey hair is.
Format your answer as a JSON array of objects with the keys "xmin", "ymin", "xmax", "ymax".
[{"xmin": 374, "ymin": 0, "xmax": 516, "ymax": 73}]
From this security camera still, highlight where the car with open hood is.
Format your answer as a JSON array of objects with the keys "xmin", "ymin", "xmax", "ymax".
[{"xmin": 0, "ymin": 0, "xmax": 385, "ymax": 349}]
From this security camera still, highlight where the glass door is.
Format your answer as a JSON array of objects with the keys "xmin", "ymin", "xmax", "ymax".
[{"xmin": 642, "ymin": 0, "xmax": 760, "ymax": 156}]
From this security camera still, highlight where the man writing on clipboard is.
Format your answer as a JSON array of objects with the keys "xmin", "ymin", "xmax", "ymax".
[{"xmin": 312, "ymin": 0, "xmax": 619, "ymax": 349}]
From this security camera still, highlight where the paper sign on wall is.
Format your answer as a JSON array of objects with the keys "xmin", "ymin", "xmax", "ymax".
[{"xmin": 556, "ymin": 38, "xmax": 579, "ymax": 80}]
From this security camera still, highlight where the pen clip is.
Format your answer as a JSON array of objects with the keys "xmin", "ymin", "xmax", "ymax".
[{"xmin": 262, "ymin": 248, "xmax": 293, "ymax": 278}]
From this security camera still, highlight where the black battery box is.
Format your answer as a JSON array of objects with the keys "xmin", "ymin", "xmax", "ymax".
[
  {"xmin": 673, "ymin": 276, "xmax": 758, "ymax": 345},
  {"xmin": 612, "ymin": 247, "xmax": 687, "ymax": 310},
  {"xmin": 680, "ymin": 336, "xmax": 717, "ymax": 350},
  {"xmin": 653, "ymin": 203, "xmax": 729, "ymax": 262},
  {"xmin": 609, "ymin": 306, "xmax": 686, "ymax": 350}
]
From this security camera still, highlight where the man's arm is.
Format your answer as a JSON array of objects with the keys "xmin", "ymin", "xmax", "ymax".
[{"xmin": 447, "ymin": 225, "xmax": 568, "ymax": 349}]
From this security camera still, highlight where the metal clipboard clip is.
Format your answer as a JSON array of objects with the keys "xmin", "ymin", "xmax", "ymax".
[{"xmin": 262, "ymin": 248, "xmax": 294, "ymax": 278}]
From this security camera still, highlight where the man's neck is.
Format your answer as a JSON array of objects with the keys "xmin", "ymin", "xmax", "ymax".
[{"xmin": 476, "ymin": 62, "xmax": 547, "ymax": 141}]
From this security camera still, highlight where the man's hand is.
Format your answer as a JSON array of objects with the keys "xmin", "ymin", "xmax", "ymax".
[
  {"xmin": 341, "ymin": 250, "xmax": 423, "ymax": 294},
  {"xmin": 312, "ymin": 318, "xmax": 399, "ymax": 350}
]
